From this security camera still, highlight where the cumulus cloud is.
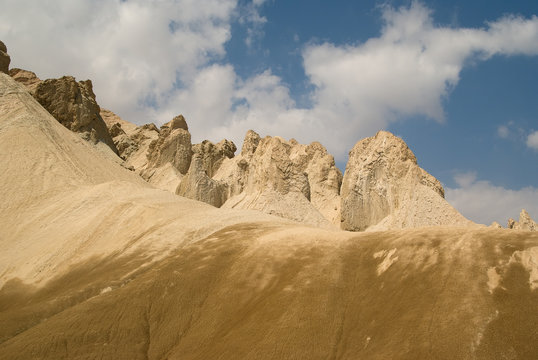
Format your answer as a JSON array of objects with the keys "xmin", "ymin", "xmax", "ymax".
[
  {"xmin": 527, "ymin": 130, "xmax": 538, "ymax": 150},
  {"xmin": 446, "ymin": 173, "xmax": 538, "ymax": 225},
  {"xmin": 2, "ymin": 1, "xmax": 538, "ymax": 159},
  {"xmin": 299, "ymin": 2, "xmax": 538, "ymax": 157},
  {"xmin": 1, "ymin": 0, "xmax": 236, "ymax": 127}
]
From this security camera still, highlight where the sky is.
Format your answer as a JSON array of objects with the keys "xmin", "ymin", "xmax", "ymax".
[{"xmin": 1, "ymin": 0, "xmax": 537, "ymax": 225}]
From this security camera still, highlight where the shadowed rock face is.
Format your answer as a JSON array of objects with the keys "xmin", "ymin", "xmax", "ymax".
[
  {"xmin": 9, "ymin": 68, "xmax": 41, "ymax": 94},
  {"xmin": 340, "ymin": 131, "xmax": 471, "ymax": 231},
  {"xmin": 0, "ymin": 40, "xmax": 9, "ymax": 74},
  {"xmin": 33, "ymin": 76, "xmax": 118, "ymax": 154}
]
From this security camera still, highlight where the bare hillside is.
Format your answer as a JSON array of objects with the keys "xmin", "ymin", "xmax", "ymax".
[{"xmin": 1, "ymin": 70, "xmax": 538, "ymax": 359}]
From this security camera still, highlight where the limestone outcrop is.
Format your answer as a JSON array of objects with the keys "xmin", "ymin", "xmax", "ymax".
[
  {"xmin": 213, "ymin": 131, "xmax": 343, "ymax": 228},
  {"xmin": 340, "ymin": 131, "xmax": 471, "ymax": 231},
  {"xmin": 508, "ymin": 209, "xmax": 537, "ymax": 231},
  {"xmin": 176, "ymin": 139, "xmax": 236, "ymax": 207},
  {"xmin": 32, "ymin": 76, "xmax": 118, "ymax": 154},
  {"xmin": 145, "ymin": 115, "xmax": 192, "ymax": 174},
  {"xmin": 0, "ymin": 40, "xmax": 9, "ymax": 74}
]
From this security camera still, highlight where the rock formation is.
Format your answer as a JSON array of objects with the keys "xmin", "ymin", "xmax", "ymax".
[
  {"xmin": 340, "ymin": 131, "xmax": 472, "ymax": 231},
  {"xmin": 145, "ymin": 115, "xmax": 192, "ymax": 174},
  {"xmin": 212, "ymin": 131, "xmax": 343, "ymax": 229},
  {"xmin": 507, "ymin": 209, "xmax": 537, "ymax": 231},
  {"xmin": 2, "ymin": 38, "xmax": 472, "ymax": 231},
  {"xmin": 0, "ymin": 40, "xmax": 10, "ymax": 74},
  {"xmin": 32, "ymin": 76, "xmax": 118, "ymax": 154},
  {"xmin": 9, "ymin": 68, "xmax": 42, "ymax": 94},
  {"xmin": 176, "ymin": 139, "xmax": 236, "ymax": 207}
]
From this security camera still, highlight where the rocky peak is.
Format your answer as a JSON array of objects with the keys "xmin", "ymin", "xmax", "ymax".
[
  {"xmin": 192, "ymin": 139, "xmax": 237, "ymax": 178},
  {"xmin": 340, "ymin": 131, "xmax": 468, "ymax": 231},
  {"xmin": 241, "ymin": 130, "xmax": 261, "ymax": 157},
  {"xmin": 0, "ymin": 40, "xmax": 10, "ymax": 74},
  {"xmin": 176, "ymin": 139, "xmax": 235, "ymax": 208},
  {"xmin": 167, "ymin": 114, "xmax": 188, "ymax": 131},
  {"xmin": 9, "ymin": 68, "xmax": 42, "ymax": 94},
  {"xmin": 211, "ymin": 132, "xmax": 342, "ymax": 228},
  {"xmin": 508, "ymin": 209, "xmax": 537, "ymax": 231},
  {"xmin": 146, "ymin": 115, "xmax": 192, "ymax": 174},
  {"xmin": 33, "ymin": 76, "xmax": 118, "ymax": 154}
]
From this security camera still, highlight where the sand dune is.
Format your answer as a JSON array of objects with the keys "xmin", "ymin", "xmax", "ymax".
[{"xmin": 1, "ymin": 72, "xmax": 538, "ymax": 359}]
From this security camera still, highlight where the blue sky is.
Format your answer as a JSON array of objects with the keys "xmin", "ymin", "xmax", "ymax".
[{"xmin": 1, "ymin": 0, "xmax": 537, "ymax": 224}]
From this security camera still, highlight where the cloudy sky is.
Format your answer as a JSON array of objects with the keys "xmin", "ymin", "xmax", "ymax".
[{"xmin": 1, "ymin": 0, "xmax": 537, "ymax": 225}]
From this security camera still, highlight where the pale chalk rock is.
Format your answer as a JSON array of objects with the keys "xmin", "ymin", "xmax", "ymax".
[
  {"xmin": 100, "ymin": 110, "xmax": 184, "ymax": 193},
  {"xmin": 0, "ymin": 40, "xmax": 9, "ymax": 74},
  {"xmin": 489, "ymin": 221, "xmax": 503, "ymax": 229},
  {"xmin": 145, "ymin": 115, "xmax": 192, "ymax": 174},
  {"xmin": 508, "ymin": 209, "xmax": 537, "ymax": 231},
  {"xmin": 340, "ymin": 131, "xmax": 472, "ymax": 231},
  {"xmin": 213, "ymin": 130, "xmax": 342, "ymax": 228},
  {"xmin": 33, "ymin": 76, "xmax": 118, "ymax": 154},
  {"xmin": 101, "ymin": 108, "xmax": 160, "ymax": 164},
  {"xmin": 518, "ymin": 209, "xmax": 538, "ymax": 231},
  {"xmin": 176, "ymin": 154, "xmax": 228, "ymax": 208},
  {"xmin": 176, "ymin": 139, "xmax": 236, "ymax": 207},
  {"xmin": 192, "ymin": 139, "xmax": 237, "ymax": 178}
]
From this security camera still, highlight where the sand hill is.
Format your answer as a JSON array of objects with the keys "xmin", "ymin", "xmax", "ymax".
[{"xmin": 1, "ymin": 43, "xmax": 538, "ymax": 359}]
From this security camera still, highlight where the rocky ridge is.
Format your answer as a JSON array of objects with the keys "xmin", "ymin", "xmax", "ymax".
[
  {"xmin": 33, "ymin": 76, "xmax": 118, "ymax": 154},
  {"xmin": 3, "ymin": 40, "xmax": 480, "ymax": 231},
  {"xmin": 8, "ymin": 64, "xmax": 118, "ymax": 155},
  {"xmin": 212, "ymin": 131, "xmax": 343, "ymax": 229}
]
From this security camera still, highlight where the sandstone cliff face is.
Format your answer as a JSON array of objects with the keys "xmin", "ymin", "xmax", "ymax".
[
  {"xmin": 508, "ymin": 209, "xmax": 537, "ymax": 231},
  {"xmin": 32, "ymin": 76, "xmax": 118, "ymax": 154},
  {"xmin": 341, "ymin": 131, "xmax": 471, "ymax": 231},
  {"xmin": 0, "ymin": 40, "xmax": 9, "ymax": 74}
]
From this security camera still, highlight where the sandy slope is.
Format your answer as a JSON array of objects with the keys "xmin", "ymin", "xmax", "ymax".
[
  {"xmin": 1, "ymin": 73, "xmax": 538, "ymax": 359},
  {"xmin": 0, "ymin": 73, "xmax": 290, "ymax": 286}
]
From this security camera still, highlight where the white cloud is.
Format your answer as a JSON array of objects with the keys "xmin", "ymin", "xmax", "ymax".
[
  {"xmin": 1, "ymin": 0, "xmax": 236, "ymax": 126},
  {"xmin": 453, "ymin": 172, "xmax": 478, "ymax": 188},
  {"xmin": 527, "ymin": 130, "xmax": 538, "ymax": 150},
  {"xmin": 2, "ymin": 1, "xmax": 538, "ymax": 160},
  {"xmin": 239, "ymin": 0, "xmax": 268, "ymax": 47},
  {"xmin": 298, "ymin": 2, "xmax": 538, "ymax": 157},
  {"xmin": 446, "ymin": 173, "xmax": 538, "ymax": 225},
  {"xmin": 497, "ymin": 125, "xmax": 510, "ymax": 138}
]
